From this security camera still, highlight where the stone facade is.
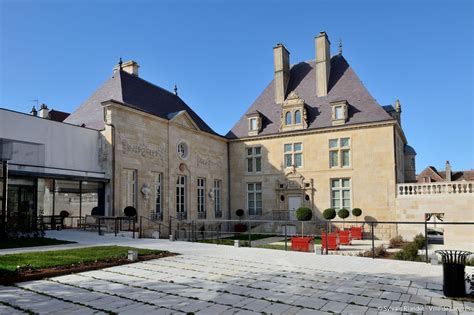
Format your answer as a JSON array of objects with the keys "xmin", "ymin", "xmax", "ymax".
[{"xmin": 101, "ymin": 101, "xmax": 228, "ymax": 226}]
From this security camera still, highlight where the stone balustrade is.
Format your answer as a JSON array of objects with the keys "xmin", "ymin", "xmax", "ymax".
[{"xmin": 397, "ymin": 181, "xmax": 474, "ymax": 196}]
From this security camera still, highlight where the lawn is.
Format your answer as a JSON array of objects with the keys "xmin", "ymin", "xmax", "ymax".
[
  {"xmin": 0, "ymin": 237, "xmax": 76, "ymax": 249},
  {"xmin": 0, "ymin": 246, "xmax": 167, "ymax": 275}
]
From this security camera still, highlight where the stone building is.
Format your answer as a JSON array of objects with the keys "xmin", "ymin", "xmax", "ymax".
[{"xmin": 6, "ymin": 31, "xmax": 455, "ymax": 241}]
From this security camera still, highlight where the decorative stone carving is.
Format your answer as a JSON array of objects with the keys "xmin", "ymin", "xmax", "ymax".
[
  {"xmin": 141, "ymin": 183, "xmax": 151, "ymax": 200},
  {"xmin": 280, "ymin": 91, "xmax": 308, "ymax": 132},
  {"xmin": 121, "ymin": 139, "xmax": 165, "ymax": 163},
  {"xmin": 196, "ymin": 154, "xmax": 222, "ymax": 169}
]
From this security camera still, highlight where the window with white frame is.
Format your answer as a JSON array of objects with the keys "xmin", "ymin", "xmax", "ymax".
[
  {"xmin": 176, "ymin": 175, "xmax": 187, "ymax": 213},
  {"xmin": 331, "ymin": 178, "xmax": 351, "ymax": 209},
  {"xmin": 197, "ymin": 178, "xmax": 206, "ymax": 213},
  {"xmin": 249, "ymin": 118, "xmax": 257, "ymax": 131},
  {"xmin": 247, "ymin": 182, "xmax": 262, "ymax": 215},
  {"xmin": 124, "ymin": 169, "xmax": 136, "ymax": 208},
  {"xmin": 284, "ymin": 142, "xmax": 303, "ymax": 168},
  {"xmin": 334, "ymin": 106, "xmax": 344, "ymax": 120},
  {"xmin": 329, "ymin": 137, "xmax": 350, "ymax": 168},
  {"xmin": 214, "ymin": 180, "xmax": 222, "ymax": 217},
  {"xmin": 153, "ymin": 172, "xmax": 162, "ymax": 213},
  {"xmin": 246, "ymin": 146, "xmax": 262, "ymax": 173}
]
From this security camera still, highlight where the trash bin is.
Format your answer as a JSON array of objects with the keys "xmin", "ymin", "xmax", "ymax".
[{"xmin": 435, "ymin": 250, "xmax": 472, "ymax": 297}]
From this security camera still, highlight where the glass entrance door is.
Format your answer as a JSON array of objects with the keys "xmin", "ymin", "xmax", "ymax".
[{"xmin": 7, "ymin": 179, "xmax": 36, "ymax": 225}]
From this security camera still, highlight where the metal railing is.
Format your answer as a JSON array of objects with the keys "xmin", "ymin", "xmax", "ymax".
[{"xmin": 166, "ymin": 218, "xmax": 473, "ymax": 263}]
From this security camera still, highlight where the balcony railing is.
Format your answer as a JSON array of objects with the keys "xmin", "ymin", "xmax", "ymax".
[
  {"xmin": 176, "ymin": 212, "xmax": 187, "ymax": 220},
  {"xmin": 198, "ymin": 212, "xmax": 206, "ymax": 219},
  {"xmin": 397, "ymin": 181, "xmax": 474, "ymax": 196},
  {"xmin": 214, "ymin": 211, "xmax": 222, "ymax": 218},
  {"xmin": 150, "ymin": 212, "xmax": 163, "ymax": 221}
]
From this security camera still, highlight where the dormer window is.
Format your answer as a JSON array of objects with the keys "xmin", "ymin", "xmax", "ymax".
[
  {"xmin": 285, "ymin": 112, "xmax": 292, "ymax": 125},
  {"xmin": 280, "ymin": 91, "xmax": 307, "ymax": 132},
  {"xmin": 247, "ymin": 110, "xmax": 262, "ymax": 136},
  {"xmin": 295, "ymin": 110, "xmax": 302, "ymax": 124},
  {"xmin": 331, "ymin": 100, "xmax": 348, "ymax": 126}
]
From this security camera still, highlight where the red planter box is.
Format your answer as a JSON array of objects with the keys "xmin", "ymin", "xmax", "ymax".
[
  {"xmin": 339, "ymin": 230, "xmax": 351, "ymax": 245},
  {"xmin": 321, "ymin": 233, "xmax": 339, "ymax": 250},
  {"xmin": 350, "ymin": 226, "xmax": 363, "ymax": 240},
  {"xmin": 291, "ymin": 237, "xmax": 314, "ymax": 252}
]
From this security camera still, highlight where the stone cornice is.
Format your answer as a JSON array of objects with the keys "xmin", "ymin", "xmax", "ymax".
[{"xmin": 228, "ymin": 119, "xmax": 398, "ymax": 142}]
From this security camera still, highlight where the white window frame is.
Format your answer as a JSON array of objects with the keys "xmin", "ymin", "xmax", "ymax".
[
  {"xmin": 124, "ymin": 169, "xmax": 137, "ymax": 208},
  {"xmin": 246, "ymin": 146, "xmax": 262, "ymax": 173},
  {"xmin": 285, "ymin": 111, "xmax": 292, "ymax": 125},
  {"xmin": 330, "ymin": 178, "xmax": 351, "ymax": 209},
  {"xmin": 214, "ymin": 180, "xmax": 222, "ymax": 217},
  {"xmin": 284, "ymin": 142, "xmax": 303, "ymax": 168},
  {"xmin": 247, "ymin": 182, "xmax": 262, "ymax": 216},
  {"xmin": 197, "ymin": 178, "xmax": 206, "ymax": 213},
  {"xmin": 153, "ymin": 172, "xmax": 162, "ymax": 213},
  {"xmin": 294, "ymin": 110, "xmax": 302, "ymax": 124},
  {"xmin": 329, "ymin": 137, "xmax": 351, "ymax": 168},
  {"xmin": 176, "ymin": 175, "xmax": 187, "ymax": 213},
  {"xmin": 249, "ymin": 118, "xmax": 257, "ymax": 131}
]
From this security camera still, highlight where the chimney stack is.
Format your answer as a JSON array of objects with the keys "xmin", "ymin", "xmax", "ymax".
[
  {"xmin": 30, "ymin": 106, "xmax": 37, "ymax": 117},
  {"xmin": 38, "ymin": 103, "xmax": 49, "ymax": 119},
  {"xmin": 315, "ymin": 32, "xmax": 331, "ymax": 97},
  {"xmin": 114, "ymin": 60, "xmax": 140, "ymax": 77},
  {"xmin": 445, "ymin": 161, "xmax": 452, "ymax": 182},
  {"xmin": 273, "ymin": 43, "xmax": 290, "ymax": 104}
]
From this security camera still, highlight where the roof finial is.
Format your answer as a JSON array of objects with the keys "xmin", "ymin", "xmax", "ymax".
[
  {"xmin": 174, "ymin": 84, "xmax": 178, "ymax": 96},
  {"xmin": 118, "ymin": 57, "xmax": 123, "ymax": 70},
  {"xmin": 395, "ymin": 98, "xmax": 401, "ymax": 113},
  {"xmin": 338, "ymin": 38, "xmax": 343, "ymax": 55}
]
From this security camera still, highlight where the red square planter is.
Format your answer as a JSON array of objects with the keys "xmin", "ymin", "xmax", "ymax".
[
  {"xmin": 350, "ymin": 226, "xmax": 363, "ymax": 240},
  {"xmin": 291, "ymin": 237, "xmax": 314, "ymax": 252},
  {"xmin": 321, "ymin": 233, "xmax": 339, "ymax": 250},
  {"xmin": 339, "ymin": 230, "xmax": 351, "ymax": 245}
]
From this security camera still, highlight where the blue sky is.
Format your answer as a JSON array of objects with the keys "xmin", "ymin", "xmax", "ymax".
[{"xmin": 0, "ymin": 0, "xmax": 473, "ymax": 172}]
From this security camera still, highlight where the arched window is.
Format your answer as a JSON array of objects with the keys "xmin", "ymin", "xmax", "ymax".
[
  {"xmin": 295, "ymin": 110, "xmax": 301, "ymax": 124},
  {"xmin": 285, "ymin": 111, "xmax": 292, "ymax": 125}
]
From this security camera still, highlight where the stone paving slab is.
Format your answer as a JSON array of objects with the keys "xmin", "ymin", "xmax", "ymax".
[{"xmin": 1, "ymin": 230, "xmax": 473, "ymax": 314}]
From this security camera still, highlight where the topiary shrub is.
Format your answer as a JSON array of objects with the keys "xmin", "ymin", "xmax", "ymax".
[
  {"xmin": 124, "ymin": 206, "xmax": 137, "ymax": 217},
  {"xmin": 296, "ymin": 207, "xmax": 312, "ymax": 237},
  {"xmin": 59, "ymin": 210, "xmax": 70, "ymax": 218},
  {"xmin": 338, "ymin": 208, "xmax": 350, "ymax": 228},
  {"xmin": 296, "ymin": 207, "xmax": 312, "ymax": 221},
  {"xmin": 323, "ymin": 208, "xmax": 336, "ymax": 220},
  {"xmin": 352, "ymin": 208, "xmax": 362, "ymax": 222},
  {"xmin": 235, "ymin": 209, "xmax": 244, "ymax": 219}
]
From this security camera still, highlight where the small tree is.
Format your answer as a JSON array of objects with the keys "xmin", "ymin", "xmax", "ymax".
[
  {"xmin": 296, "ymin": 207, "xmax": 312, "ymax": 237},
  {"xmin": 338, "ymin": 208, "xmax": 350, "ymax": 228},
  {"xmin": 323, "ymin": 208, "xmax": 336, "ymax": 232},
  {"xmin": 351, "ymin": 208, "xmax": 362, "ymax": 223}
]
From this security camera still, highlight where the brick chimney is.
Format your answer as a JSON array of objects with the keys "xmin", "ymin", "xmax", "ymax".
[
  {"xmin": 38, "ymin": 103, "xmax": 49, "ymax": 119},
  {"xmin": 273, "ymin": 43, "xmax": 290, "ymax": 104},
  {"xmin": 445, "ymin": 160, "xmax": 452, "ymax": 182},
  {"xmin": 315, "ymin": 32, "xmax": 331, "ymax": 97}
]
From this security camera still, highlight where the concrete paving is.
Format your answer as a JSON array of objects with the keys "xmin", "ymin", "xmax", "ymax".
[{"xmin": 0, "ymin": 230, "xmax": 472, "ymax": 314}]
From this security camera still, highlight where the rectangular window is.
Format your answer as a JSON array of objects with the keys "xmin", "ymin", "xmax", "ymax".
[
  {"xmin": 249, "ymin": 118, "xmax": 257, "ymax": 131},
  {"xmin": 331, "ymin": 178, "xmax": 351, "ymax": 209},
  {"xmin": 153, "ymin": 172, "xmax": 162, "ymax": 213},
  {"xmin": 284, "ymin": 143, "xmax": 303, "ymax": 168},
  {"xmin": 247, "ymin": 182, "xmax": 262, "ymax": 216},
  {"xmin": 124, "ymin": 169, "xmax": 136, "ymax": 208},
  {"xmin": 329, "ymin": 137, "xmax": 351, "ymax": 168},
  {"xmin": 246, "ymin": 146, "xmax": 262, "ymax": 173},
  {"xmin": 335, "ymin": 106, "xmax": 343, "ymax": 120},
  {"xmin": 176, "ymin": 175, "xmax": 187, "ymax": 213},
  {"xmin": 197, "ymin": 178, "xmax": 206, "ymax": 213},
  {"xmin": 214, "ymin": 180, "xmax": 222, "ymax": 217}
]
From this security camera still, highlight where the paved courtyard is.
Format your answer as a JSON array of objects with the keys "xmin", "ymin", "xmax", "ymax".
[{"xmin": 0, "ymin": 231, "xmax": 472, "ymax": 314}]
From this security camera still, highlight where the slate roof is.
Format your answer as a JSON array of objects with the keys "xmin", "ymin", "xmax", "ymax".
[
  {"xmin": 65, "ymin": 70, "xmax": 217, "ymax": 135},
  {"xmin": 226, "ymin": 55, "xmax": 394, "ymax": 139},
  {"xmin": 417, "ymin": 166, "xmax": 474, "ymax": 182},
  {"xmin": 48, "ymin": 109, "xmax": 70, "ymax": 122}
]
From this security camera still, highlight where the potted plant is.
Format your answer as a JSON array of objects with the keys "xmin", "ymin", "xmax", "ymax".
[
  {"xmin": 350, "ymin": 208, "xmax": 363, "ymax": 240},
  {"xmin": 337, "ymin": 208, "xmax": 350, "ymax": 228},
  {"xmin": 291, "ymin": 207, "xmax": 314, "ymax": 252},
  {"xmin": 234, "ymin": 209, "xmax": 247, "ymax": 233},
  {"xmin": 322, "ymin": 208, "xmax": 339, "ymax": 250}
]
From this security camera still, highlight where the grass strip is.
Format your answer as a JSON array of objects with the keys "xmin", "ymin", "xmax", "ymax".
[{"xmin": 0, "ymin": 237, "xmax": 75, "ymax": 249}]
